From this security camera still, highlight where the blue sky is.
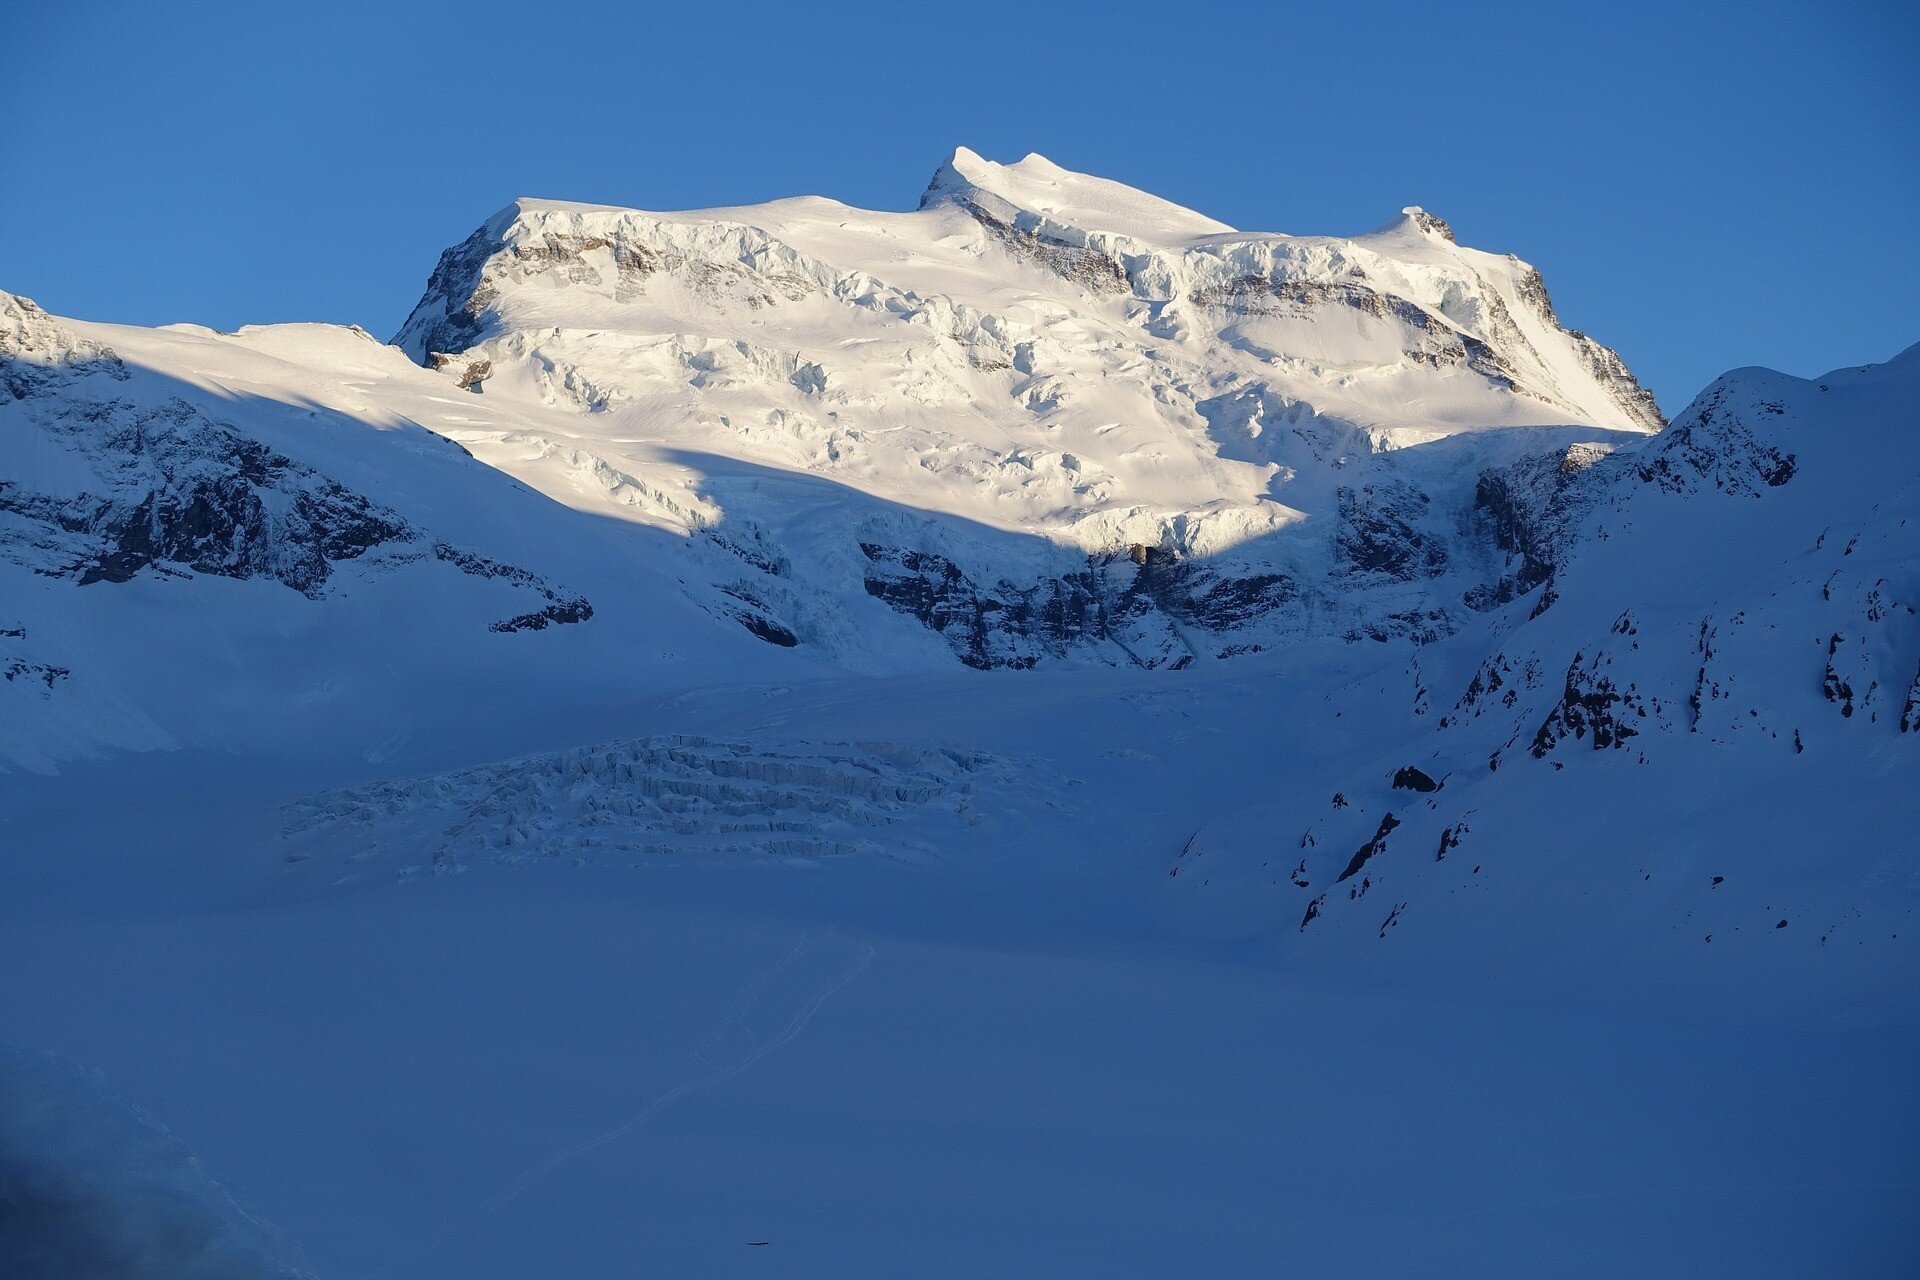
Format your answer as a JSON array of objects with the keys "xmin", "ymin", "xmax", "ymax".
[{"xmin": 5, "ymin": 0, "xmax": 1914, "ymax": 411}]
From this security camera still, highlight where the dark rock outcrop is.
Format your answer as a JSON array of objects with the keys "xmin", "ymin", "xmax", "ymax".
[
  {"xmin": 1335, "ymin": 483, "xmax": 1447, "ymax": 581},
  {"xmin": 2, "ymin": 381, "xmax": 592, "ymax": 633},
  {"xmin": 1530, "ymin": 652, "xmax": 1645, "ymax": 756},
  {"xmin": 2, "ymin": 398, "xmax": 412, "ymax": 597},
  {"xmin": 1392, "ymin": 766, "xmax": 1440, "ymax": 793},
  {"xmin": 1337, "ymin": 813, "xmax": 1401, "ymax": 883},
  {"xmin": 858, "ymin": 540, "xmax": 1296, "ymax": 670}
]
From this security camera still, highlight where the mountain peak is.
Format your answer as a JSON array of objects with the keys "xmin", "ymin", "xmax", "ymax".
[
  {"xmin": 921, "ymin": 146, "xmax": 1234, "ymax": 242},
  {"xmin": 1370, "ymin": 205, "xmax": 1456, "ymax": 244}
]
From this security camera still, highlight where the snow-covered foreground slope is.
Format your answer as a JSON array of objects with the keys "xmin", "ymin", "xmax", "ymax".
[
  {"xmin": 2, "ymin": 152, "xmax": 1917, "ymax": 1276},
  {"xmin": 4, "ymin": 662, "xmax": 1916, "ymax": 1277}
]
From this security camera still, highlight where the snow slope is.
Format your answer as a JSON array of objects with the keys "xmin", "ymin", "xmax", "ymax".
[
  {"xmin": 2, "ymin": 151, "xmax": 1916, "ymax": 1276},
  {"xmin": 1175, "ymin": 344, "xmax": 1920, "ymax": 1014}
]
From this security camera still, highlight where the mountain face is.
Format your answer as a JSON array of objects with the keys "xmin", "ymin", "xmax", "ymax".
[
  {"xmin": 3, "ymin": 152, "xmax": 1677, "ymax": 697},
  {"xmin": 389, "ymin": 148, "xmax": 1664, "ymax": 665},
  {"xmin": 1, "ymin": 150, "xmax": 1912, "ymax": 979},
  {"xmin": 1, "ymin": 298, "xmax": 587, "ymax": 624}
]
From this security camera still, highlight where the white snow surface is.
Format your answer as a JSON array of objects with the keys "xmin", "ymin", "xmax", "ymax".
[
  {"xmin": 925, "ymin": 146, "xmax": 1239, "ymax": 240},
  {"xmin": 395, "ymin": 147, "xmax": 1661, "ymax": 556},
  {"xmin": 1, "ymin": 152, "xmax": 1916, "ymax": 1277}
]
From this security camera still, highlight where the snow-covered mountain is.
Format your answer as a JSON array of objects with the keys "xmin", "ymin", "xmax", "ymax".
[
  {"xmin": 3, "ymin": 148, "xmax": 1913, "ymax": 956},
  {"xmin": 3, "ymin": 151, "xmax": 1916, "ymax": 1278},
  {"xmin": 1174, "ymin": 342, "xmax": 1920, "ymax": 1007},
  {"xmin": 386, "ymin": 147, "xmax": 1665, "ymax": 666},
  {"xmin": 4, "ymin": 150, "xmax": 1678, "ymax": 711}
]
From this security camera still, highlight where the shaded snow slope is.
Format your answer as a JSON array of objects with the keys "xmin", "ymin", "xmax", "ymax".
[
  {"xmin": 0, "ymin": 1047, "xmax": 312, "ymax": 1279},
  {"xmin": 1173, "ymin": 344, "xmax": 1920, "ymax": 1012}
]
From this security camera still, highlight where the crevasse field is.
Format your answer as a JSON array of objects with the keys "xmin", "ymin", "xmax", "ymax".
[{"xmin": 2, "ymin": 150, "xmax": 1915, "ymax": 1277}]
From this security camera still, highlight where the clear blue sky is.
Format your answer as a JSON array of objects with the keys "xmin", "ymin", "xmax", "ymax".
[{"xmin": 5, "ymin": 0, "xmax": 1914, "ymax": 411}]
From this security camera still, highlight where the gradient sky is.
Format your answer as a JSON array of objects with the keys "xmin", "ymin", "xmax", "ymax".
[{"xmin": 5, "ymin": 0, "xmax": 1915, "ymax": 412}]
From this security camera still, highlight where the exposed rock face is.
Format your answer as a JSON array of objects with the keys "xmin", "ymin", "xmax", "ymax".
[
  {"xmin": 3, "ymin": 656, "xmax": 68, "ymax": 689},
  {"xmin": 2, "ymin": 396, "xmax": 413, "ymax": 595},
  {"xmin": 429, "ymin": 352, "xmax": 491, "ymax": 391},
  {"xmin": 1465, "ymin": 442, "xmax": 1614, "ymax": 612},
  {"xmin": 1820, "ymin": 642, "xmax": 1853, "ymax": 721},
  {"xmin": 394, "ymin": 209, "xmax": 835, "ymax": 367},
  {"xmin": 947, "ymin": 195, "xmax": 1129, "ymax": 294},
  {"xmin": 1392, "ymin": 766, "xmax": 1440, "ymax": 793},
  {"xmin": 1402, "ymin": 206, "xmax": 1456, "ymax": 243},
  {"xmin": 1337, "ymin": 813, "xmax": 1401, "ymax": 883},
  {"xmin": 1568, "ymin": 329, "xmax": 1666, "ymax": 434},
  {"xmin": 429, "ymin": 545, "xmax": 595, "ymax": 632},
  {"xmin": 1335, "ymin": 483, "xmax": 1448, "ymax": 581},
  {"xmin": 399, "ymin": 225, "xmax": 498, "ymax": 363},
  {"xmin": 856, "ymin": 540, "xmax": 1303, "ymax": 669},
  {"xmin": 706, "ymin": 583, "xmax": 801, "ymax": 648},
  {"xmin": 860, "ymin": 543, "xmax": 1104, "ymax": 670},
  {"xmin": 0, "ymin": 293, "xmax": 591, "ymax": 629},
  {"xmin": 1529, "ymin": 652, "xmax": 1646, "ymax": 757}
]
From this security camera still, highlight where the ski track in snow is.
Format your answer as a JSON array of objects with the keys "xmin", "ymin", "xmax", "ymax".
[{"xmin": 379, "ymin": 930, "xmax": 876, "ymax": 1273}]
